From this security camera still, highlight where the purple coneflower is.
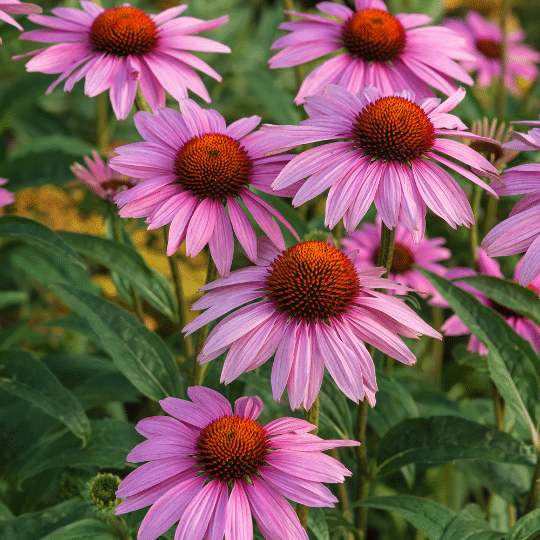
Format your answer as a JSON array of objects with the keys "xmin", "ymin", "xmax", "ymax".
[
  {"xmin": 116, "ymin": 386, "xmax": 358, "ymax": 540},
  {"xmin": 482, "ymin": 120, "xmax": 540, "ymax": 285},
  {"xmin": 444, "ymin": 11, "xmax": 540, "ymax": 96},
  {"xmin": 72, "ymin": 150, "xmax": 139, "ymax": 204},
  {"xmin": 442, "ymin": 249, "xmax": 540, "ymax": 355},
  {"xmin": 264, "ymin": 85, "xmax": 499, "ymax": 241},
  {"xmin": 269, "ymin": 0, "xmax": 473, "ymax": 104},
  {"xmin": 111, "ymin": 99, "xmax": 298, "ymax": 277},
  {"xmin": 183, "ymin": 238, "xmax": 440, "ymax": 410},
  {"xmin": 17, "ymin": 2, "xmax": 230, "ymax": 119},
  {"xmin": 0, "ymin": 178, "xmax": 14, "ymax": 214},
  {"xmin": 341, "ymin": 217, "xmax": 450, "ymax": 305},
  {"xmin": 0, "ymin": 0, "xmax": 40, "ymax": 43}
]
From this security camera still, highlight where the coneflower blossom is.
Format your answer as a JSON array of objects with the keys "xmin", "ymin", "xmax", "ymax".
[
  {"xmin": 269, "ymin": 0, "xmax": 473, "ymax": 104},
  {"xmin": 116, "ymin": 386, "xmax": 359, "ymax": 540},
  {"xmin": 0, "ymin": 0, "xmax": 40, "ymax": 43},
  {"xmin": 264, "ymin": 85, "xmax": 499, "ymax": 241},
  {"xmin": 17, "ymin": 2, "xmax": 230, "ymax": 119},
  {"xmin": 72, "ymin": 150, "xmax": 139, "ymax": 204},
  {"xmin": 444, "ymin": 11, "xmax": 540, "ymax": 96},
  {"xmin": 0, "ymin": 178, "xmax": 14, "ymax": 214},
  {"xmin": 111, "ymin": 99, "xmax": 299, "ymax": 277},
  {"xmin": 341, "ymin": 217, "xmax": 450, "ymax": 305},
  {"xmin": 442, "ymin": 249, "xmax": 540, "ymax": 355},
  {"xmin": 183, "ymin": 239, "xmax": 440, "ymax": 410},
  {"xmin": 482, "ymin": 119, "xmax": 540, "ymax": 285}
]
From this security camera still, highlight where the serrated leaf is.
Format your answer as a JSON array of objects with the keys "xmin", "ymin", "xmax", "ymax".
[
  {"xmin": 439, "ymin": 504, "xmax": 504, "ymax": 540},
  {"xmin": 375, "ymin": 416, "xmax": 536, "ymax": 478},
  {"xmin": 18, "ymin": 419, "xmax": 143, "ymax": 484},
  {"xmin": 420, "ymin": 269, "xmax": 540, "ymax": 444},
  {"xmin": 58, "ymin": 231, "xmax": 178, "ymax": 321},
  {"xmin": 353, "ymin": 495, "xmax": 455, "ymax": 540},
  {"xmin": 39, "ymin": 519, "xmax": 118, "ymax": 540},
  {"xmin": 456, "ymin": 275, "xmax": 540, "ymax": 328},
  {"xmin": 0, "ymin": 499, "xmax": 87, "ymax": 540},
  {"xmin": 0, "ymin": 350, "xmax": 91, "ymax": 446},
  {"xmin": 50, "ymin": 284, "xmax": 182, "ymax": 400},
  {"xmin": 0, "ymin": 216, "xmax": 84, "ymax": 269},
  {"xmin": 505, "ymin": 509, "xmax": 540, "ymax": 540}
]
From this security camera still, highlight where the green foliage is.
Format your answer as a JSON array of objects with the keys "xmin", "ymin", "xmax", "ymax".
[{"xmin": 505, "ymin": 509, "xmax": 540, "ymax": 540}]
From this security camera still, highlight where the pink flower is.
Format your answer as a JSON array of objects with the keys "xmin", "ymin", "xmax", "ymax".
[
  {"xmin": 72, "ymin": 150, "xmax": 140, "ymax": 203},
  {"xmin": 264, "ymin": 85, "xmax": 499, "ymax": 241},
  {"xmin": 482, "ymin": 119, "xmax": 540, "ymax": 285},
  {"xmin": 0, "ymin": 0, "xmax": 40, "ymax": 43},
  {"xmin": 0, "ymin": 178, "xmax": 15, "ymax": 214},
  {"xmin": 269, "ymin": 0, "xmax": 473, "ymax": 105},
  {"xmin": 111, "ymin": 99, "xmax": 298, "ymax": 277},
  {"xmin": 442, "ymin": 249, "xmax": 540, "ymax": 355},
  {"xmin": 116, "ymin": 386, "xmax": 359, "ymax": 540},
  {"xmin": 341, "ymin": 217, "xmax": 450, "ymax": 306},
  {"xmin": 17, "ymin": 2, "xmax": 230, "ymax": 119},
  {"xmin": 443, "ymin": 11, "xmax": 540, "ymax": 96},
  {"xmin": 183, "ymin": 238, "xmax": 440, "ymax": 410}
]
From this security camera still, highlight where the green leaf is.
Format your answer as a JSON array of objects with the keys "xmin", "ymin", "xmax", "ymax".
[
  {"xmin": 505, "ymin": 509, "xmax": 540, "ymax": 540},
  {"xmin": 7, "ymin": 243, "xmax": 96, "ymax": 295},
  {"xmin": 307, "ymin": 508, "xmax": 329, "ymax": 540},
  {"xmin": 353, "ymin": 495, "xmax": 455, "ymax": 540},
  {"xmin": 58, "ymin": 231, "xmax": 178, "ymax": 321},
  {"xmin": 439, "ymin": 505, "xmax": 504, "ymax": 540},
  {"xmin": 0, "ymin": 350, "xmax": 91, "ymax": 446},
  {"xmin": 419, "ymin": 269, "xmax": 540, "ymax": 443},
  {"xmin": 375, "ymin": 416, "xmax": 536, "ymax": 478},
  {"xmin": 456, "ymin": 275, "xmax": 540, "ymax": 329},
  {"xmin": 0, "ymin": 500, "xmax": 14, "ymax": 521},
  {"xmin": 0, "ymin": 217, "xmax": 84, "ymax": 269},
  {"xmin": 0, "ymin": 291, "xmax": 27, "ymax": 308},
  {"xmin": 50, "ymin": 284, "xmax": 182, "ymax": 400},
  {"xmin": 0, "ymin": 499, "xmax": 87, "ymax": 540},
  {"xmin": 18, "ymin": 419, "xmax": 143, "ymax": 484},
  {"xmin": 10, "ymin": 135, "xmax": 94, "ymax": 160},
  {"xmin": 39, "ymin": 519, "xmax": 118, "ymax": 540},
  {"xmin": 244, "ymin": 70, "xmax": 302, "ymax": 125}
]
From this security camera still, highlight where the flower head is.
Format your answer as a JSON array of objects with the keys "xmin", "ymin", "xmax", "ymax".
[
  {"xmin": 443, "ymin": 11, "xmax": 540, "ymax": 96},
  {"xmin": 183, "ymin": 238, "xmax": 440, "ymax": 410},
  {"xmin": 442, "ymin": 249, "xmax": 540, "ymax": 355},
  {"xmin": 17, "ymin": 2, "xmax": 230, "ymax": 119},
  {"xmin": 72, "ymin": 150, "xmax": 139, "ymax": 203},
  {"xmin": 269, "ymin": 0, "xmax": 473, "ymax": 104},
  {"xmin": 116, "ymin": 386, "xmax": 358, "ymax": 540},
  {"xmin": 265, "ymin": 85, "xmax": 499, "ymax": 241},
  {"xmin": 111, "ymin": 99, "xmax": 299, "ymax": 277},
  {"xmin": 0, "ymin": 0, "xmax": 41, "ymax": 43},
  {"xmin": 482, "ymin": 119, "xmax": 540, "ymax": 285},
  {"xmin": 0, "ymin": 178, "xmax": 15, "ymax": 215},
  {"xmin": 341, "ymin": 217, "xmax": 450, "ymax": 305}
]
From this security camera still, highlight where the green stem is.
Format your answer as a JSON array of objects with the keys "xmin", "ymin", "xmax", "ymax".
[
  {"xmin": 469, "ymin": 184, "xmax": 482, "ymax": 266},
  {"xmin": 525, "ymin": 445, "xmax": 540, "ymax": 513},
  {"xmin": 331, "ymin": 447, "xmax": 355, "ymax": 540},
  {"xmin": 334, "ymin": 220, "xmax": 344, "ymax": 249},
  {"xmin": 96, "ymin": 92, "xmax": 109, "ymax": 152},
  {"xmin": 428, "ymin": 306, "xmax": 444, "ymax": 384},
  {"xmin": 191, "ymin": 254, "xmax": 219, "ymax": 386},
  {"xmin": 496, "ymin": 0, "xmax": 510, "ymax": 118},
  {"xmin": 378, "ymin": 223, "xmax": 395, "ymax": 278},
  {"xmin": 484, "ymin": 194, "xmax": 499, "ymax": 239},
  {"xmin": 296, "ymin": 396, "xmax": 320, "ymax": 528},
  {"xmin": 354, "ymin": 398, "xmax": 369, "ymax": 539}
]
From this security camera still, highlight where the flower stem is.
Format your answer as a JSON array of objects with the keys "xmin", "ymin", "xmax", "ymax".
[
  {"xmin": 96, "ymin": 92, "xmax": 109, "ymax": 152},
  {"xmin": 378, "ymin": 223, "xmax": 395, "ymax": 278},
  {"xmin": 331, "ymin": 447, "xmax": 355, "ymax": 540},
  {"xmin": 191, "ymin": 253, "xmax": 219, "ymax": 386},
  {"xmin": 469, "ymin": 184, "xmax": 482, "ymax": 265},
  {"xmin": 297, "ymin": 396, "xmax": 320, "ymax": 528},
  {"xmin": 354, "ymin": 398, "xmax": 369, "ymax": 539},
  {"xmin": 484, "ymin": 194, "xmax": 499, "ymax": 239},
  {"xmin": 525, "ymin": 444, "xmax": 540, "ymax": 513},
  {"xmin": 496, "ymin": 0, "xmax": 510, "ymax": 119}
]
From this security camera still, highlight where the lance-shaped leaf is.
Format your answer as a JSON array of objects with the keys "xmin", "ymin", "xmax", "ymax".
[
  {"xmin": 39, "ymin": 519, "xmax": 118, "ymax": 540},
  {"xmin": 375, "ymin": 416, "xmax": 536, "ymax": 478},
  {"xmin": 439, "ymin": 504, "xmax": 504, "ymax": 540},
  {"xmin": 50, "ymin": 284, "xmax": 182, "ymax": 401},
  {"xmin": 58, "ymin": 232, "xmax": 178, "ymax": 322},
  {"xmin": 420, "ymin": 269, "xmax": 540, "ymax": 445},
  {"xmin": 505, "ymin": 508, "xmax": 540, "ymax": 540},
  {"xmin": 0, "ymin": 350, "xmax": 91, "ymax": 446}
]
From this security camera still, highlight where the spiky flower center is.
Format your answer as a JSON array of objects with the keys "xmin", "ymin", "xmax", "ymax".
[
  {"xmin": 352, "ymin": 96, "xmax": 435, "ymax": 161},
  {"xmin": 90, "ymin": 7, "xmax": 158, "ymax": 57},
  {"xmin": 476, "ymin": 39, "xmax": 501, "ymax": 59},
  {"xmin": 372, "ymin": 242, "xmax": 414, "ymax": 274},
  {"xmin": 264, "ymin": 241, "xmax": 360, "ymax": 322},
  {"xmin": 88, "ymin": 473, "xmax": 121, "ymax": 510},
  {"xmin": 196, "ymin": 415, "xmax": 270, "ymax": 481},
  {"xmin": 341, "ymin": 9, "xmax": 406, "ymax": 62},
  {"xmin": 173, "ymin": 134, "xmax": 253, "ymax": 201}
]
